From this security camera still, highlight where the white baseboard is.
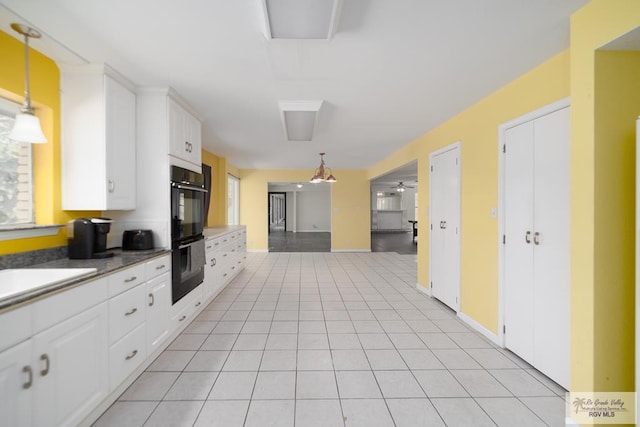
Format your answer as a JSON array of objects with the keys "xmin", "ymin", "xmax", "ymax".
[
  {"xmin": 248, "ymin": 249, "xmax": 268, "ymax": 253},
  {"xmin": 295, "ymin": 229, "xmax": 331, "ymax": 233},
  {"xmin": 416, "ymin": 283, "xmax": 431, "ymax": 297},
  {"xmin": 331, "ymin": 249, "xmax": 372, "ymax": 253},
  {"xmin": 457, "ymin": 311, "xmax": 500, "ymax": 346}
]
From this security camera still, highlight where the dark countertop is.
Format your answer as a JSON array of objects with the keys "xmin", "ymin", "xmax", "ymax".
[{"xmin": 0, "ymin": 248, "xmax": 170, "ymax": 313}]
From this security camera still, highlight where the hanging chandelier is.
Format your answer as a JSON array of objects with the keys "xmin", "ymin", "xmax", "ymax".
[
  {"xmin": 309, "ymin": 152, "xmax": 337, "ymax": 183},
  {"xmin": 9, "ymin": 23, "xmax": 47, "ymax": 144}
]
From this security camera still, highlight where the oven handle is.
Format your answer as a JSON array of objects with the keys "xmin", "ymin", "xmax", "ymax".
[
  {"xmin": 179, "ymin": 242, "xmax": 196, "ymax": 250},
  {"xmin": 172, "ymin": 183, "xmax": 208, "ymax": 193}
]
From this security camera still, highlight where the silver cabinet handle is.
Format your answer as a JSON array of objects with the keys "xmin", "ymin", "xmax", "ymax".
[
  {"xmin": 179, "ymin": 315, "xmax": 186, "ymax": 322},
  {"xmin": 534, "ymin": 232, "xmax": 540, "ymax": 245},
  {"xmin": 149, "ymin": 293, "xmax": 155, "ymax": 307},
  {"xmin": 125, "ymin": 350, "xmax": 138, "ymax": 360},
  {"xmin": 525, "ymin": 231, "xmax": 531, "ymax": 244},
  {"xmin": 125, "ymin": 308, "xmax": 138, "ymax": 316},
  {"xmin": 223, "ymin": 273, "xmax": 228, "ymax": 277},
  {"xmin": 212, "ymin": 257, "xmax": 216, "ymax": 266},
  {"xmin": 22, "ymin": 366, "xmax": 33, "ymax": 389},
  {"xmin": 206, "ymin": 245, "xmax": 212, "ymax": 250},
  {"xmin": 40, "ymin": 354, "xmax": 50, "ymax": 376},
  {"xmin": 156, "ymin": 264, "xmax": 165, "ymax": 270},
  {"xmin": 108, "ymin": 179, "xmax": 115, "ymax": 193},
  {"xmin": 195, "ymin": 301, "xmax": 201, "ymax": 308},
  {"xmin": 124, "ymin": 276, "xmax": 137, "ymax": 283}
]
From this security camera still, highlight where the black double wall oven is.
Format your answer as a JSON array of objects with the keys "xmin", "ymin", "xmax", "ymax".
[{"xmin": 170, "ymin": 165, "xmax": 207, "ymax": 304}]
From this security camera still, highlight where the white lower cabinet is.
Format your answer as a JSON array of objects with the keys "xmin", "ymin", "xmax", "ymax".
[
  {"xmin": 109, "ymin": 324, "xmax": 146, "ymax": 390},
  {"xmin": 146, "ymin": 272, "xmax": 171, "ymax": 354},
  {"xmin": 33, "ymin": 302, "xmax": 109, "ymax": 427},
  {"xmin": 0, "ymin": 340, "xmax": 32, "ymax": 427}
]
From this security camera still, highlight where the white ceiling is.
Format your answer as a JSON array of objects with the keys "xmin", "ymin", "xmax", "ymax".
[{"xmin": 0, "ymin": 0, "xmax": 588, "ymax": 171}]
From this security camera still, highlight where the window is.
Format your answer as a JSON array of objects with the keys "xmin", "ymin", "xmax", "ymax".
[
  {"xmin": 227, "ymin": 174, "xmax": 239, "ymax": 225},
  {"xmin": 0, "ymin": 98, "xmax": 33, "ymax": 225}
]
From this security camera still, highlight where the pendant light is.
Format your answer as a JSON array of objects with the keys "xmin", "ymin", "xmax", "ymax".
[
  {"xmin": 9, "ymin": 23, "xmax": 47, "ymax": 144},
  {"xmin": 309, "ymin": 152, "xmax": 337, "ymax": 183}
]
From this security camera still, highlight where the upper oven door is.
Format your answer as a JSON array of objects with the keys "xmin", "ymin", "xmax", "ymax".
[{"xmin": 171, "ymin": 183, "xmax": 206, "ymax": 240}]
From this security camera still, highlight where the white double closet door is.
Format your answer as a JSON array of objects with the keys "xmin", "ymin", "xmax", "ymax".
[
  {"xmin": 503, "ymin": 105, "xmax": 570, "ymax": 389},
  {"xmin": 430, "ymin": 144, "xmax": 461, "ymax": 312}
]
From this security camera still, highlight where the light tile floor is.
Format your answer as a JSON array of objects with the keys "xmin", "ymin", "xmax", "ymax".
[{"xmin": 94, "ymin": 252, "xmax": 567, "ymax": 427}]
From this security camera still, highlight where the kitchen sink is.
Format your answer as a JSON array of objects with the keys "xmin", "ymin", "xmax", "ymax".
[{"xmin": 0, "ymin": 268, "xmax": 98, "ymax": 300}]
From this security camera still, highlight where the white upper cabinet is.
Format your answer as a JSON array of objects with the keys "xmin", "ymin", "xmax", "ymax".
[
  {"xmin": 61, "ymin": 64, "xmax": 136, "ymax": 210},
  {"xmin": 168, "ymin": 98, "xmax": 202, "ymax": 168}
]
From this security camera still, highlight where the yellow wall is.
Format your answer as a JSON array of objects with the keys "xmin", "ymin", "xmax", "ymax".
[
  {"xmin": 570, "ymin": 0, "xmax": 640, "ymax": 394},
  {"xmin": 238, "ymin": 169, "xmax": 370, "ymax": 251},
  {"xmin": 593, "ymin": 50, "xmax": 640, "ymax": 394},
  {"xmin": 202, "ymin": 149, "xmax": 240, "ymax": 227},
  {"xmin": 0, "ymin": 30, "xmax": 97, "ymax": 256},
  {"xmin": 367, "ymin": 50, "xmax": 570, "ymax": 332}
]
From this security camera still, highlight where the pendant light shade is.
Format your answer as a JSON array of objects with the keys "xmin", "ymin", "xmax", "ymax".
[
  {"xmin": 9, "ymin": 23, "xmax": 47, "ymax": 144},
  {"xmin": 9, "ymin": 112, "xmax": 47, "ymax": 143}
]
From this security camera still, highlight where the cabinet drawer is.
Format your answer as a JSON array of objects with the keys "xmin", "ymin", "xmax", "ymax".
[
  {"xmin": 146, "ymin": 255, "xmax": 170, "ymax": 281},
  {"xmin": 109, "ymin": 323, "xmax": 146, "ymax": 391},
  {"xmin": 0, "ymin": 305, "xmax": 32, "ymax": 352},
  {"xmin": 170, "ymin": 286, "xmax": 203, "ymax": 332},
  {"xmin": 108, "ymin": 264, "xmax": 145, "ymax": 297},
  {"xmin": 33, "ymin": 276, "xmax": 108, "ymax": 334},
  {"xmin": 109, "ymin": 284, "xmax": 146, "ymax": 343},
  {"xmin": 205, "ymin": 237, "xmax": 222, "ymax": 252}
]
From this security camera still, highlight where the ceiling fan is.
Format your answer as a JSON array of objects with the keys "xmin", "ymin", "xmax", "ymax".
[{"xmin": 391, "ymin": 182, "xmax": 414, "ymax": 192}]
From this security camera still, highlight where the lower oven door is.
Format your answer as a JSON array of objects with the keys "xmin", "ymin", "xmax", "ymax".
[{"xmin": 172, "ymin": 236, "xmax": 205, "ymax": 304}]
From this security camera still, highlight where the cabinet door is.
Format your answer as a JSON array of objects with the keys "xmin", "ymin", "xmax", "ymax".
[
  {"xmin": 168, "ymin": 99, "xmax": 187, "ymax": 160},
  {"xmin": 105, "ymin": 75, "xmax": 137, "ymax": 210},
  {"xmin": 184, "ymin": 112, "xmax": 202, "ymax": 166},
  {"xmin": 146, "ymin": 273, "xmax": 171, "ymax": 355},
  {"xmin": 0, "ymin": 341, "xmax": 32, "ymax": 427},
  {"xmin": 204, "ymin": 250, "xmax": 219, "ymax": 300},
  {"xmin": 33, "ymin": 303, "xmax": 109, "ymax": 427}
]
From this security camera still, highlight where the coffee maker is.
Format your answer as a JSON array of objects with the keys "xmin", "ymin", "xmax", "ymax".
[{"xmin": 68, "ymin": 218, "xmax": 115, "ymax": 259}]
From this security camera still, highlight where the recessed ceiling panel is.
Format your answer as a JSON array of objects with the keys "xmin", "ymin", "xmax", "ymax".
[
  {"xmin": 265, "ymin": 0, "xmax": 337, "ymax": 39},
  {"xmin": 284, "ymin": 111, "xmax": 316, "ymax": 141}
]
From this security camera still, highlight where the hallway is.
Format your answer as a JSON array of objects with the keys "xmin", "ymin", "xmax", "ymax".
[{"xmin": 95, "ymin": 252, "xmax": 566, "ymax": 427}]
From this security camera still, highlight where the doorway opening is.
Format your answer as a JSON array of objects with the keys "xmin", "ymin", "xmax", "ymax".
[
  {"xmin": 268, "ymin": 192, "xmax": 286, "ymax": 233},
  {"xmin": 267, "ymin": 183, "xmax": 331, "ymax": 252},
  {"xmin": 369, "ymin": 161, "xmax": 418, "ymax": 255}
]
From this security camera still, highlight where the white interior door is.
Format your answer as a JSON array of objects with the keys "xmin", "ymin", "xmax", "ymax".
[
  {"xmin": 504, "ymin": 121, "xmax": 536, "ymax": 365},
  {"xmin": 532, "ymin": 106, "xmax": 570, "ymax": 388},
  {"xmin": 502, "ymin": 104, "xmax": 570, "ymax": 389},
  {"xmin": 430, "ymin": 144, "xmax": 460, "ymax": 311}
]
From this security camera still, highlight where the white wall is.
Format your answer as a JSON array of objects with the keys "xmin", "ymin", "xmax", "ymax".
[{"xmin": 296, "ymin": 190, "xmax": 331, "ymax": 232}]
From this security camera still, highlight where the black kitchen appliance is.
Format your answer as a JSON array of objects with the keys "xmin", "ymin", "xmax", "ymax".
[
  {"xmin": 170, "ymin": 165, "xmax": 207, "ymax": 304},
  {"xmin": 68, "ymin": 217, "xmax": 115, "ymax": 259},
  {"xmin": 123, "ymin": 229, "xmax": 154, "ymax": 250}
]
